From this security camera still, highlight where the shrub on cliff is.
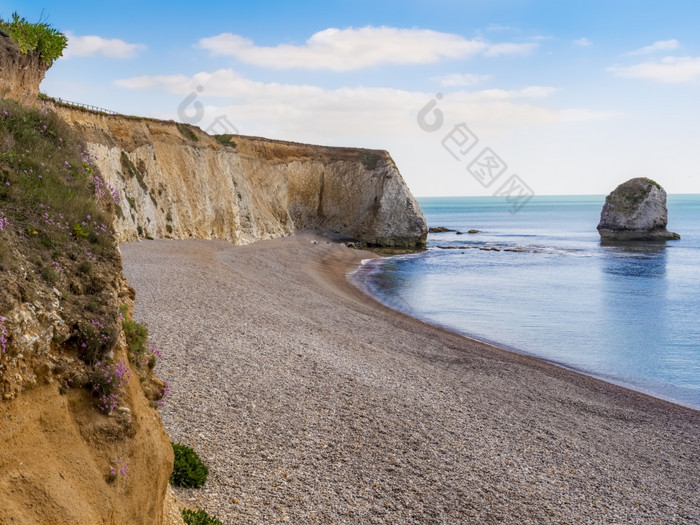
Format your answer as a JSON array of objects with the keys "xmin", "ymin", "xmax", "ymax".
[
  {"xmin": 171, "ymin": 442, "xmax": 209, "ymax": 488},
  {"xmin": 181, "ymin": 509, "xmax": 223, "ymax": 525},
  {"xmin": 0, "ymin": 12, "xmax": 68, "ymax": 64}
]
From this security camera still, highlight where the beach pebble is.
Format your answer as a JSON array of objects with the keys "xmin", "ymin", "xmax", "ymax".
[{"xmin": 121, "ymin": 237, "xmax": 700, "ymax": 525}]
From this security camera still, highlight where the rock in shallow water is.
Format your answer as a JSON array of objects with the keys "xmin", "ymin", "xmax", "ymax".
[{"xmin": 597, "ymin": 177, "xmax": 680, "ymax": 241}]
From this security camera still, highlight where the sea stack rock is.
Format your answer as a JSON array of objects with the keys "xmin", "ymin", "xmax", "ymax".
[{"xmin": 597, "ymin": 177, "xmax": 680, "ymax": 241}]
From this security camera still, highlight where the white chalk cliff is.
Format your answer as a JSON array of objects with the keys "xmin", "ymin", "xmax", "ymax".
[
  {"xmin": 52, "ymin": 106, "xmax": 428, "ymax": 248},
  {"xmin": 597, "ymin": 177, "xmax": 680, "ymax": 241}
]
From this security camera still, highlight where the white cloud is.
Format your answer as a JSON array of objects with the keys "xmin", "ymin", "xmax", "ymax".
[
  {"xmin": 628, "ymin": 39, "xmax": 680, "ymax": 55},
  {"xmin": 196, "ymin": 26, "xmax": 537, "ymax": 70},
  {"xmin": 115, "ymin": 69, "xmax": 610, "ymax": 144},
  {"xmin": 450, "ymin": 86, "xmax": 557, "ymax": 102},
  {"xmin": 63, "ymin": 31, "xmax": 146, "ymax": 59},
  {"xmin": 482, "ymin": 42, "xmax": 538, "ymax": 57},
  {"xmin": 608, "ymin": 56, "xmax": 700, "ymax": 83},
  {"xmin": 558, "ymin": 108, "xmax": 620, "ymax": 122},
  {"xmin": 433, "ymin": 73, "xmax": 492, "ymax": 87},
  {"xmin": 115, "ymin": 69, "xmax": 622, "ymax": 198},
  {"xmin": 573, "ymin": 38, "xmax": 592, "ymax": 47}
]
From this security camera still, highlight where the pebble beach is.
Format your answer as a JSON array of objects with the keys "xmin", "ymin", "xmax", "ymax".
[{"xmin": 120, "ymin": 235, "xmax": 700, "ymax": 524}]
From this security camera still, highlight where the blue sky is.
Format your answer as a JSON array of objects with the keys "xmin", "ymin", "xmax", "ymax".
[{"xmin": 7, "ymin": 0, "xmax": 700, "ymax": 196}]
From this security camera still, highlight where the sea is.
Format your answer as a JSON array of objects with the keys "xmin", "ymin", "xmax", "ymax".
[{"xmin": 351, "ymin": 195, "xmax": 700, "ymax": 410}]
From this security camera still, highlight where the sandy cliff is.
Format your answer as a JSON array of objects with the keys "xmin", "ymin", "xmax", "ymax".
[
  {"xmin": 52, "ymin": 105, "xmax": 427, "ymax": 248},
  {"xmin": 1, "ymin": 32, "xmax": 176, "ymax": 525},
  {"xmin": 0, "ymin": 32, "xmax": 49, "ymax": 104}
]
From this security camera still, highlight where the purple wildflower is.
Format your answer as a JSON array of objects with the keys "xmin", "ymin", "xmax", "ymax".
[{"xmin": 156, "ymin": 381, "xmax": 170, "ymax": 409}]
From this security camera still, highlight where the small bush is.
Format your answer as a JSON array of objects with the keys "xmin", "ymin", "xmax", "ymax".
[
  {"xmin": 78, "ymin": 260, "xmax": 92, "ymax": 274},
  {"xmin": 41, "ymin": 266, "xmax": 58, "ymax": 284},
  {"xmin": 0, "ymin": 12, "xmax": 68, "ymax": 64},
  {"xmin": 166, "ymin": 224, "xmax": 173, "ymax": 234},
  {"xmin": 122, "ymin": 319, "xmax": 148, "ymax": 356},
  {"xmin": 89, "ymin": 360, "xmax": 129, "ymax": 413},
  {"xmin": 177, "ymin": 123, "xmax": 199, "ymax": 142},
  {"xmin": 88, "ymin": 361, "xmax": 129, "ymax": 414},
  {"xmin": 181, "ymin": 509, "xmax": 223, "ymax": 525},
  {"xmin": 213, "ymin": 134, "xmax": 236, "ymax": 148},
  {"xmin": 77, "ymin": 319, "xmax": 118, "ymax": 364},
  {"xmin": 171, "ymin": 443, "xmax": 209, "ymax": 488},
  {"xmin": 72, "ymin": 223, "xmax": 89, "ymax": 239},
  {"xmin": 359, "ymin": 149, "xmax": 381, "ymax": 171}
]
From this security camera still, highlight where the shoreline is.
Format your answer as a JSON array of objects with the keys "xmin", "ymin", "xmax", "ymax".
[
  {"xmin": 350, "ymin": 252, "xmax": 700, "ymax": 412},
  {"xmin": 343, "ymin": 246, "xmax": 699, "ymax": 416},
  {"xmin": 121, "ymin": 235, "xmax": 700, "ymax": 524}
]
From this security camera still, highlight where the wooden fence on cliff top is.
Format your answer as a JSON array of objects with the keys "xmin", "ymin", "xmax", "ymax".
[{"xmin": 55, "ymin": 98, "xmax": 120, "ymax": 116}]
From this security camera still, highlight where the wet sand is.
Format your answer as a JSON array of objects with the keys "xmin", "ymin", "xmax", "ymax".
[{"xmin": 121, "ymin": 235, "xmax": 699, "ymax": 524}]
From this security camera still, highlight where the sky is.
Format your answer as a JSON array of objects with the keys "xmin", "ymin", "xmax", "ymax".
[{"xmin": 6, "ymin": 0, "xmax": 700, "ymax": 197}]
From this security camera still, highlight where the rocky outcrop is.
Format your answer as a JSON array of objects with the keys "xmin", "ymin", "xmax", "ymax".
[
  {"xmin": 597, "ymin": 178, "xmax": 680, "ymax": 241},
  {"xmin": 0, "ymin": 32, "xmax": 50, "ymax": 104},
  {"xmin": 51, "ymin": 105, "xmax": 427, "ymax": 249}
]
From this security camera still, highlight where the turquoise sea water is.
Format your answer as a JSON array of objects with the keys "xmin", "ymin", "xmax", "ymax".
[{"xmin": 351, "ymin": 195, "xmax": 700, "ymax": 409}]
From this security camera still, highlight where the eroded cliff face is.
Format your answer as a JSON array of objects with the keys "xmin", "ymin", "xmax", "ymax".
[
  {"xmin": 0, "ymin": 33, "xmax": 49, "ymax": 105},
  {"xmin": 52, "ymin": 105, "xmax": 427, "ymax": 248},
  {"xmin": 0, "ymin": 95, "xmax": 175, "ymax": 523},
  {"xmin": 0, "ymin": 275, "xmax": 174, "ymax": 525}
]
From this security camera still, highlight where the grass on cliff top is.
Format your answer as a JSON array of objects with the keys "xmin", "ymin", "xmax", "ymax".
[
  {"xmin": 0, "ymin": 12, "xmax": 68, "ymax": 65},
  {"xmin": 608, "ymin": 178, "xmax": 660, "ymax": 214},
  {"xmin": 0, "ymin": 98, "xmax": 121, "ymax": 361}
]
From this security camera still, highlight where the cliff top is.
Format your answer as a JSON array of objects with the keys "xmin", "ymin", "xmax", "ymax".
[{"xmin": 0, "ymin": 12, "xmax": 67, "ymax": 65}]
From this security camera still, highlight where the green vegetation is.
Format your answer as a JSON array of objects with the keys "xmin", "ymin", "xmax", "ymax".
[
  {"xmin": 645, "ymin": 178, "xmax": 662, "ymax": 190},
  {"xmin": 0, "ymin": 101, "xmax": 111, "ymax": 234},
  {"xmin": 122, "ymin": 316, "xmax": 159, "ymax": 369},
  {"xmin": 0, "ymin": 99, "xmax": 120, "ymax": 361},
  {"xmin": 77, "ymin": 319, "xmax": 118, "ymax": 364},
  {"xmin": 88, "ymin": 360, "xmax": 129, "ymax": 413},
  {"xmin": 213, "ymin": 134, "xmax": 236, "ymax": 148},
  {"xmin": 122, "ymin": 319, "xmax": 148, "ymax": 355},
  {"xmin": 171, "ymin": 442, "xmax": 209, "ymax": 488},
  {"xmin": 180, "ymin": 509, "xmax": 223, "ymax": 525},
  {"xmin": 120, "ymin": 151, "xmax": 148, "ymax": 192},
  {"xmin": 0, "ymin": 12, "xmax": 68, "ymax": 65},
  {"xmin": 359, "ymin": 149, "xmax": 381, "ymax": 171},
  {"xmin": 611, "ymin": 180, "xmax": 655, "ymax": 214},
  {"xmin": 177, "ymin": 123, "xmax": 199, "ymax": 142}
]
